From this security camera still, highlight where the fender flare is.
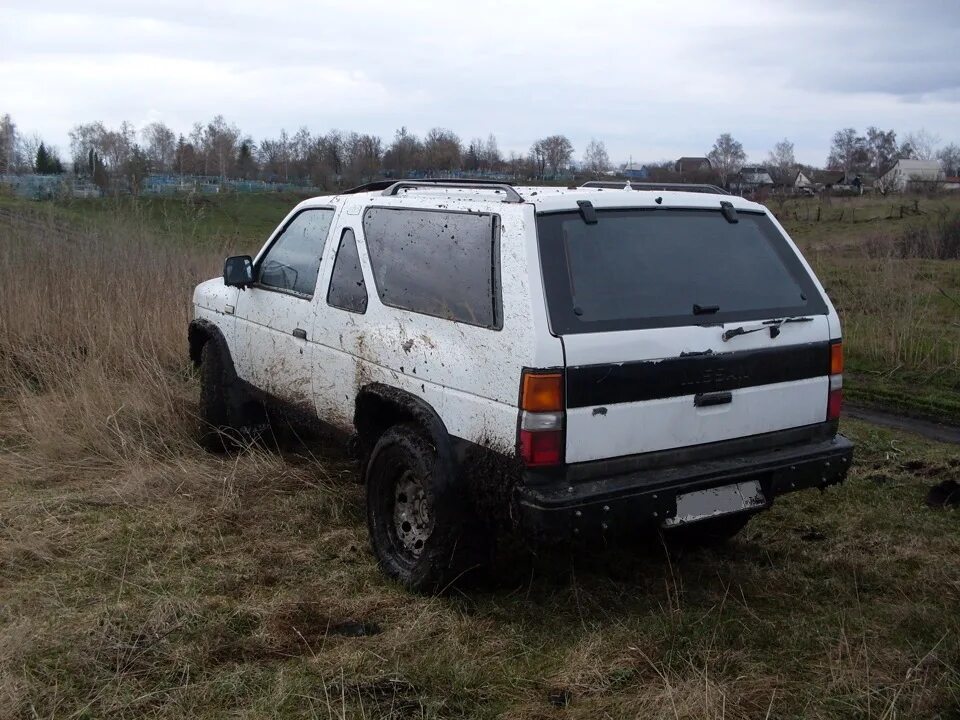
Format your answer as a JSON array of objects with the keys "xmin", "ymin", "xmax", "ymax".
[
  {"xmin": 188, "ymin": 318, "xmax": 238, "ymax": 384},
  {"xmin": 354, "ymin": 383, "xmax": 456, "ymax": 480}
]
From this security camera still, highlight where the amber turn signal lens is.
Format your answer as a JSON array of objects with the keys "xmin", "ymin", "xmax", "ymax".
[
  {"xmin": 830, "ymin": 341, "xmax": 844, "ymax": 375},
  {"xmin": 520, "ymin": 372, "xmax": 564, "ymax": 412}
]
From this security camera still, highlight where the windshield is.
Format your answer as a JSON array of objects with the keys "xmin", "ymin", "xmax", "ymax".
[{"xmin": 536, "ymin": 208, "xmax": 826, "ymax": 334}]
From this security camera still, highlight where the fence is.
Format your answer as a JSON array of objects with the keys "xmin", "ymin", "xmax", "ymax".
[{"xmin": 0, "ymin": 173, "xmax": 322, "ymax": 200}]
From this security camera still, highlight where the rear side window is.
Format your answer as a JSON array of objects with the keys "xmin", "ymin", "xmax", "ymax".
[
  {"xmin": 537, "ymin": 208, "xmax": 826, "ymax": 334},
  {"xmin": 362, "ymin": 208, "xmax": 501, "ymax": 328},
  {"xmin": 327, "ymin": 228, "xmax": 368, "ymax": 313},
  {"xmin": 258, "ymin": 208, "xmax": 335, "ymax": 296}
]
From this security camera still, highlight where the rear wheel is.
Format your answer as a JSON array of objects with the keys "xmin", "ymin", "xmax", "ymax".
[
  {"xmin": 366, "ymin": 424, "xmax": 489, "ymax": 592},
  {"xmin": 661, "ymin": 512, "xmax": 752, "ymax": 547}
]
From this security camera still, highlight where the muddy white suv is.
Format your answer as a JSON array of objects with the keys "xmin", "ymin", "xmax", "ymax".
[{"xmin": 189, "ymin": 179, "xmax": 853, "ymax": 590}]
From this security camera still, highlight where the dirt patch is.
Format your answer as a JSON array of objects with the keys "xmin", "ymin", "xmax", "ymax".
[
  {"xmin": 925, "ymin": 480, "xmax": 960, "ymax": 508},
  {"xmin": 208, "ymin": 602, "xmax": 384, "ymax": 665}
]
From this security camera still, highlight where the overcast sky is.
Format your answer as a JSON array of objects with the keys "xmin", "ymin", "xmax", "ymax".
[{"xmin": 2, "ymin": 0, "xmax": 958, "ymax": 166}]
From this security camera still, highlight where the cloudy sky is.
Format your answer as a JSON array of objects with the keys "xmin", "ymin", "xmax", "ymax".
[{"xmin": 1, "ymin": 0, "xmax": 958, "ymax": 166}]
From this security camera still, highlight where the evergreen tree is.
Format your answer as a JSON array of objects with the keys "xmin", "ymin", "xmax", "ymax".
[{"xmin": 35, "ymin": 142, "xmax": 51, "ymax": 173}]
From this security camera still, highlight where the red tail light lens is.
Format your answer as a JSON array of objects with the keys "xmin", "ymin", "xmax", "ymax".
[
  {"xmin": 519, "ymin": 428, "xmax": 564, "ymax": 466},
  {"xmin": 827, "ymin": 386, "xmax": 843, "ymax": 420},
  {"xmin": 827, "ymin": 341, "xmax": 842, "ymax": 421}
]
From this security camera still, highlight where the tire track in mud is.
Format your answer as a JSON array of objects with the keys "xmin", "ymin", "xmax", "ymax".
[{"xmin": 845, "ymin": 404, "xmax": 960, "ymax": 445}]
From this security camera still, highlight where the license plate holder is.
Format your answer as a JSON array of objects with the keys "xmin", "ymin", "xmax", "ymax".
[{"xmin": 662, "ymin": 480, "xmax": 766, "ymax": 527}]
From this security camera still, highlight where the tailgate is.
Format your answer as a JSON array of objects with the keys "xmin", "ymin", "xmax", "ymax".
[{"xmin": 562, "ymin": 322, "xmax": 831, "ymax": 462}]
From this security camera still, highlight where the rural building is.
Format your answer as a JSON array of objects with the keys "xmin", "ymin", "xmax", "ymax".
[
  {"xmin": 737, "ymin": 166, "xmax": 774, "ymax": 191},
  {"xmin": 674, "ymin": 156, "xmax": 711, "ymax": 174},
  {"xmin": 623, "ymin": 163, "xmax": 652, "ymax": 180},
  {"xmin": 794, "ymin": 170, "xmax": 816, "ymax": 191},
  {"xmin": 877, "ymin": 159, "xmax": 944, "ymax": 192}
]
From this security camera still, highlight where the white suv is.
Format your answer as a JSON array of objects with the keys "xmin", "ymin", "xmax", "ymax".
[{"xmin": 189, "ymin": 179, "xmax": 853, "ymax": 590}]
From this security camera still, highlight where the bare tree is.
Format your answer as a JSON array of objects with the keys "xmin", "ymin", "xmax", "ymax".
[
  {"xmin": 383, "ymin": 127, "xmax": 422, "ymax": 177},
  {"xmin": 344, "ymin": 132, "xmax": 382, "ymax": 185},
  {"xmin": 69, "ymin": 121, "xmax": 108, "ymax": 172},
  {"xmin": 141, "ymin": 122, "xmax": 176, "ymax": 174},
  {"xmin": 937, "ymin": 143, "xmax": 960, "ymax": 177},
  {"xmin": 0, "ymin": 114, "xmax": 16, "ymax": 174},
  {"xmin": 901, "ymin": 129, "xmax": 941, "ymax": 160},
  {"xmin": 864, "ymin": 127, "xmax": 897, "ymax": 174},
  {"xmin": 258, "ymin": 130, "xmax": 292, "ymax": 181},
  {"xmin": 422, "ymin": 128, "xmax": 462, "ymax": 173},
  {"xmin": 707, "ymin": 132, "xmax": 746, "ymax": 186},
  {"xmin": 529, "ymin": 140, "xmax": 547, "ymax": 179},
  {"xmin": 766, "ymin": 138, "xmax": 795, "ymax": 185},
  {"xmin": 531, "ymin": 135, "xmax": 573, "ymax": 177},
  {"xmin": 582, "ymin": 138, "xmax": 610, "ymax": 177},
  {"xmin": 482, "ymin": 134, "xmax": 501, "ymax": 172},
  {"xmin": 826, "ymin": 128, "xmax": 867, "ymax": 175},
  {"xmin": 202, "ymin": 115, "xmax": 240, "ymax": 180}
]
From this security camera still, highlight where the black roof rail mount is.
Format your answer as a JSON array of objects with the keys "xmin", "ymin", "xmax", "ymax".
[
  {"xmin": 581, "ymin": 180, "xmax": 730, "ymax": 195},
  {"xmin": 577, "ymin": 200, "xmax": 598, "ymax": 224},
  {"xmin": 720, "ymin": 200, "xmax": 739, "ymax": 223},
  {"xmin": 380, "ymin": 179, "xmax": 523, "ymax": 203}
]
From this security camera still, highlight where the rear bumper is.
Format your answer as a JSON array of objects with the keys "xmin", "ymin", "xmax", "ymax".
[{"xmin": 515, "ymin": 433, "xmax": 853, "ymax": 541}]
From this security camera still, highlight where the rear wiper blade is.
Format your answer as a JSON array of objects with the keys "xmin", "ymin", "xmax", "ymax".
[{"xmin": 722, "ymin": 316, "xmax": 814, "ymax": 342}]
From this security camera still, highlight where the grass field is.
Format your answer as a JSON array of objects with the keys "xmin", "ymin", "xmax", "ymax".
[
  {"xmin": 775, "ymin": 193, "xmax": 960, "ymax": 421},
  {"xmin": 1, "ymin": 193, "xmax": 958, "ymax": 718}
]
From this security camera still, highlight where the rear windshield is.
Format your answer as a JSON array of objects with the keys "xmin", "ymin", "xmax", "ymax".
[{"xmin": 537, "ymin": 208, "xmax": 826, "ymax": 334}]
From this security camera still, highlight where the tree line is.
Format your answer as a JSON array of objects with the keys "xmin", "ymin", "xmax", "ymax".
[
  {"xmin": 1, "ymin": 111, "xmax": 956, "ymax": 194},
  {"xmin": 0, "ymin": 113, "xmax": 599, "ymax": 192}
]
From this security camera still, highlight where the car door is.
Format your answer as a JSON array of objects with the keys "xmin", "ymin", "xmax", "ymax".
[
  {"xmin": 232, "ymin": 206, "xmax": 338, "ymax": 406},
  {"xmin": 311, "ymin": 224, "xmax": 372, "ymax": 430}
]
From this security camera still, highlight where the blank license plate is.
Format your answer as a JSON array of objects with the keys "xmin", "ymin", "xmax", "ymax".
[{"xmin": 662, "ymin": 480, "xmax": 766, "ymax": 527}]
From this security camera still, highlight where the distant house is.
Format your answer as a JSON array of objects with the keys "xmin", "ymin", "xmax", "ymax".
[
  {"xmin": 737, "ymin": 166, "xmax": 774, "ymax": 190},
  {"xmin": 813, "ymin": 170, "xmax": 865, "ymax": 192},
  {"xmin": 674, "ymin": 156, "xmax": 711, "ymax": 174},
  {"xmin": 877, "ymin": 159, "xmax": 943, "ymax": 192},
  {"xmin": 794, "ymin": 170, "xmax": 816, "ymax": 191},
  {"xmin": 623, "ymin": 163, "xmax": 652, "ymax": 180}
]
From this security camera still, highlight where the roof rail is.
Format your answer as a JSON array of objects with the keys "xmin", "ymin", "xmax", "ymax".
[
  {"xmin": 342, "ymin": 180, "xmax": 397, "ymax": 194},
  {"xmin": 581, "ymin": 180, "xmax": 730, "ymax": 195},
  {"xmin": 381, "ymin": 180, "xmax": 523, "ymax": 203},
  {"xmin": 343, "ymin": 177, "xmax": 519, "ymax": 195}
]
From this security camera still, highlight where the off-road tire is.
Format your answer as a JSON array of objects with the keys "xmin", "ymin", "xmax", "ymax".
[
  {"xmin": 198, "ymin": 341, "xmax": 232, "ymax": 452},
  {"xmin": 661, "ymin": 512, "xmax": 752, "ymax": 547},
  {"xmin": 366, "ymin": 423, "xmax": 489, "ymax": 593}
]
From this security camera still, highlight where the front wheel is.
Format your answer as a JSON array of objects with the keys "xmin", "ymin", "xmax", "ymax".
[
  {"xmin": 198, "ymin": 341, "xmax": 232, "ymax": 451},
  {"xmin": 365, "ymin": 424, "xmax": 489, "ymax": 592}
]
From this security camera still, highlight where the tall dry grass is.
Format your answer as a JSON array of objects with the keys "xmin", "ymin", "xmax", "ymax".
[
  {"xmin": 0, "ymin": 208, "xmax": 223, "ymax": 476},
  {"xmin": 0, "ymin": 206, "xmax": 352, "ymax": 716}
]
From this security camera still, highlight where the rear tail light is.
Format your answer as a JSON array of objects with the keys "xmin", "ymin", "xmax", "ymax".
[
  {"xmin": 827, "ymin": 340, "xmax": 843, "ymax": 421},
  {"xmin": 519, "ymin": 370, "xmax": 565, "ymax": 466}
]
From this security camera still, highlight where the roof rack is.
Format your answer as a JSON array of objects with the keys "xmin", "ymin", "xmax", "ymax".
[
  {"xmin": 342, "ymin": 179, "xmax": 397, "ymax": 194},
  {"xmin": 381, "ymin": 180, "xmax": 523, "ymax": 203},
  {"xmin": 343, "ymin": 177, "xmax": 520, "ymax": 196},
  {"xmin": 581, "ymin": 180, "xmax": 730, "ymax": 195}
]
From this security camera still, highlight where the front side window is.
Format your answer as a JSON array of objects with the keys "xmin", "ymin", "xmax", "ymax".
[
  {"xmin": 362, "ymin": 208, "xmax": 501, "ymax": 329},
  {"xmin": 327, "ymin": 228, "xmax": 368, "ymax": 313},
  {"xmin": 258, "ymin": 208, "xmax": 335, "ymax": 296}
]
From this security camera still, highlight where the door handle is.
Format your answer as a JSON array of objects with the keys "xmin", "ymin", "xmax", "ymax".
[
  {"xmin": 694, "ymin": 391, "xmax": 732, "ymax": 407},
  {"xmin": 292, "ymin": 328, "xmax": 307, "ymax": 340}
]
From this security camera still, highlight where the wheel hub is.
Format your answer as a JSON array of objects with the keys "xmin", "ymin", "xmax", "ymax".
[{"xmin": 393, "ymin": 470, "xmax": 433, "ymax": 557}]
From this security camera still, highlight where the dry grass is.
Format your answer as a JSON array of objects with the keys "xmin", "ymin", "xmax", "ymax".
[
  {"xmin": 779, "ymin": 194, "xmax": 960, "ymax": 419},
  {"xmin": 0, "ymin": 204, "xmax": 958, "ymax": 719}
]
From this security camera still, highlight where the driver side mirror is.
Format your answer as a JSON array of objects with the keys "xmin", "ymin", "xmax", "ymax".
[{"xmin": 223, "ymin": 255, "xmax": 254, "ymax": 288}]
